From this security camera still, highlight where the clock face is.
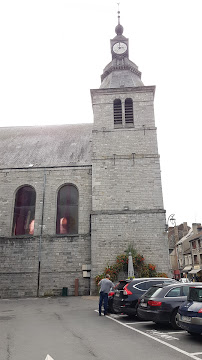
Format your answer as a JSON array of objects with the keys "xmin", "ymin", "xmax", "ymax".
[{"xmin": 113, "ymin": 42, "xmax": 127, "ymax": 55}]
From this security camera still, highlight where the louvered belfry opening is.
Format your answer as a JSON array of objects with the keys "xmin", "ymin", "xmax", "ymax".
[
  {"xmin": 114, "ymin": 99, "xmax": 122, "ymax": 125},
  {"xmin": 125, "ymin": 98, "xmax": 133, "ymax": 124}
]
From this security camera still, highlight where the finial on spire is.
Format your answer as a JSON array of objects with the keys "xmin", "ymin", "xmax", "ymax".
[
  {"xmin": 117, "ymin": 3, "xmax": 120, "ymax": 24},
  {"xmin": 115, "ymin": 3, "xmax": 124, "ymax": 35}
]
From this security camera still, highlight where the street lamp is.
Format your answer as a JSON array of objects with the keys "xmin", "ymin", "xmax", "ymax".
[{"xmin": 165, "ymin": 214, "xmax": 176, "ymax": 231}]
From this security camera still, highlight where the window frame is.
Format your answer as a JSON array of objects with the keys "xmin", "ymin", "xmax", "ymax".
[
  {"xmin": 125, "ymin": 98, "xmax": 134, "ymax": 126},
  {"xmin": 12, "ymin": 185, "xmax": 36, "ymax": 236},
  {"xmin": 113, "ymin": 98, "xmax": 123, "ymax": 126},
  {"xmin": 56, "ymin": 183, "xmax": 79, "ymax": 236}
]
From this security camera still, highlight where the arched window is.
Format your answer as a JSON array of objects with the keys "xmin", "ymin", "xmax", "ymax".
[
  {"xmin": 113, "ymin": 99, "xmax": 122, "ymax": 125},
  {"xmin": 125, "ymin": 98, "xmax": 134, "ymax": 124},
  {"xmin": 56, "ymin": 184, "xmax": 78, "ymax": 235},
  {"xmin": 12, "ymin": 186, "xmax": 36, "ymax": 236}
]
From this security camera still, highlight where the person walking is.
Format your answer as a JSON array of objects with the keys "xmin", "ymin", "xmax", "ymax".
[{"xmin": 98, "ymin": 274, "xmax": 114, "ymax": 316}]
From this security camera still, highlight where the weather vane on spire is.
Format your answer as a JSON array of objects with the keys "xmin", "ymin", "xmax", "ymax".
[{"xmin": 117, "ymin": 3, "xmax": 120, "ymax": 24}]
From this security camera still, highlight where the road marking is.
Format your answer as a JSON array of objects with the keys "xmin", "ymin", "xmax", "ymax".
[
  {"xmin": 146, "ymin": 330, "xmax": 179, "ymax": 341},
  {"xmin": 45, "ymin": 355, "xmax": 54, "ymax": 360},
  {"xmin": 167, "ymin": 331, "xmax": 187, "ymax": 334},
  {"xmin": 94, "ymin": 310, "xmax": 202, "ymax": 360},
  {"xmin": 191, "ymin": 354, "xmax": 202, "ymax": 356},
  {"xmin": 125, "ymin": 321, "xmax": 154, "ymax": 325}
]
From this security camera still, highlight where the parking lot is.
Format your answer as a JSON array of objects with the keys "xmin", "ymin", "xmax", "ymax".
[
  {"xmin": 0, "ymin": 296, "xmax": 201, "ymax": 360},
  {"xmin": 101, "ymin": 312, "xmax": 202, "ymax": 360}
]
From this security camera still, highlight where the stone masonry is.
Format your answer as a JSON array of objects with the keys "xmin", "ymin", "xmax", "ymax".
[{"xmin": 0, "ymin": 19, "xmax": 170, "ymax": 298}]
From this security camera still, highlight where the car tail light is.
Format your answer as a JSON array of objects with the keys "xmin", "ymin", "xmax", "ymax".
[
  {"xmin": 108, "ymin": 291, "xmax": 115, "ymax": 297},
  {"xmin": 198, "ymin": 308, "xmax": 202, "ymax": 313},
  {"xmin": 148, "ymin": 300, "xmax": 162, "ymax": 307},
  {"xmin": 123, "ymin": 284, "xmax": 132, "ymax": 295}
]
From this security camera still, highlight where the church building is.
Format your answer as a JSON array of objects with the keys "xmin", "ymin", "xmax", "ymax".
[{"xmin": 0, "ymin": 15, "xmax": 170, "ymax": 298}]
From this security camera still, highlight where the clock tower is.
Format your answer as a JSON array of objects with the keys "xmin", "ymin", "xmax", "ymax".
[
  {"xmin": 90, "ymin": 14, "xmax": 170, "ymax": 293},
  {"xmin": 111, "ymin": 12, "xmax": 128, "ymax": 59}
]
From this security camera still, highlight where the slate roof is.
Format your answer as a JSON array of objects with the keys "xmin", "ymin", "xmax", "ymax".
[
  {"xmin": 100, "ymin": 58, "xmax": 144, "ymax": 89},
  {"xmin": 176, "ymin": 228, "xmax": 193, "ymax": 246},
  {"xmin": 0, "ymin": 123, "xmax": 93, "ymax": 168},
  {"xmin": 188, "ymin": 230, "xmax": 202, "ymax": 242}
]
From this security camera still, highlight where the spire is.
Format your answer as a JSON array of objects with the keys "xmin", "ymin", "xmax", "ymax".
[
  {"xmin": 99, "ymin": 6, "xmax": 144, "ymax": 88},
  {"xmin": 115, "ymin": 3, "xmax": 124, "ymax": 36}
]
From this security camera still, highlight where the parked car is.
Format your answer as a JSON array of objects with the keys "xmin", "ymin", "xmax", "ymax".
[
  {"xmin": 178, "ymin": 285, "xmax": 202, "ymax": 335},
  {"xmin": 113, "ymin": 277, "xmax": 175, "ymax": 317},
  {"xmin": 108, "ymin": 280, "xmax": 130, "ymax": 313},
  {"xmin": 137, "ymin": 282, "xmax": 201, "ymax": 329}
]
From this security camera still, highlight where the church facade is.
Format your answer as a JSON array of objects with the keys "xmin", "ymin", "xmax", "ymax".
[{"xmin": 0, "ymin": 19, "xmax": 170, "ymax": 298}]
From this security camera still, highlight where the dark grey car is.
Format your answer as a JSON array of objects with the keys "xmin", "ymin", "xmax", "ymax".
[
  {"xmin": 137, "ymin": 282, "xmax": 202, "ymax": 329},
  {"xmin": 113, "ymin": 277, "xmax": 175, "ymax": 317}
]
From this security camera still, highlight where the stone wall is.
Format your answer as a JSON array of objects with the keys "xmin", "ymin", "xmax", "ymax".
[
  {"xmin": 0, "ymin": 235, "xmax": 91, "ymax": 298},
  {"xmin": 90, "ymin": 211, "xmax": 169, "ymax": 294},
  {"xmin": 0, "ymin": 166, "xmax": 92, "ymax": 298},
  {"xmin": 90, "ymin": 86, "xmax": 170, "ymax": 294}
]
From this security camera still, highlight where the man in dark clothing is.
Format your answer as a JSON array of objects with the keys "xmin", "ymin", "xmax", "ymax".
[{"xmin": 98, "ymin": 274, "xmax": 114, "ymax": 316}]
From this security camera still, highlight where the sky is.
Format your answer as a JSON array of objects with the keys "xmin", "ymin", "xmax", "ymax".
[{"xmin": 0, "ymin": 0, "xmax": 201, "ymax": 228}]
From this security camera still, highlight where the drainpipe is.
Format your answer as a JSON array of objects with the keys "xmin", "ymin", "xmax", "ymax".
[{"xmin": 37, "ymin": 169, "xmax": 46, "ymax": 297}]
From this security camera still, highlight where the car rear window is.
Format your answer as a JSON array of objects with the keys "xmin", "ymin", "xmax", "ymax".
[
  {"xmin": 189, "ymin": 287, "xmax": 202, "ymax": 302},
  {"xmin": 135, "ymin": 280, "xmax": 164, "ymax": 291},
  {"xmin": 116, "ymin": 281, "xmax": 128, "ymax": 290},
  {"xmin": 144, "ymin": 286, "xmax": 163, "ymax": 298}
]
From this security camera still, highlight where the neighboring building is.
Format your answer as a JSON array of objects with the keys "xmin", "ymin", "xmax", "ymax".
[
  {"xmin": 168, "ymin": 222, "xmax": 190, "ymax": 279},
  {"xmin": 175, "ymin": 223, "xmax": 202, "ymax": 280},
  {"xmin": 188, "ymin": 226, "xmax": 202, "ymax": 281},
  {"xmin": 0, "ymin": 15, "xmax": 170, "ymax": 298}
]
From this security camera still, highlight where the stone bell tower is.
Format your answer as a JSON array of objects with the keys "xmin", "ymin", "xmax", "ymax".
[{"xmin": 90, "ymin": 12, "xmax": 170, "ymax": 293}]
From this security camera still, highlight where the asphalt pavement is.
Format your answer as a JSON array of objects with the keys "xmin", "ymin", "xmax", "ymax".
[{"xmin": 0, "ymin": 296, "xmax": 201, "ymax": 360}]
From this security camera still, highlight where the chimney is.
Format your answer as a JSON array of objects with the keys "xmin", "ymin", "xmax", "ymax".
[
  {"xmin": 192, "ymin": 223, "xmax": 201, "ymax": 234},
  {"xmin": 182, "ymin": 222, "xmax": 188, "ymax": 236}
]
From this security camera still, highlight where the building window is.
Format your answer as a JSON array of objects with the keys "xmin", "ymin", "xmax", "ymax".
[
  {"xmin": 194, "ymin": 255, "xmax": 199, "ymax": 265},
  {"xmin": 114, "ymin": 99, "xmax": 122, "ymax": 125},
  {"xmin": 192, "ymin": 241, "xmax": 196, "ymax": 249},
  {"xmin": 12, "ymin": 185, "xmax": 36, "ymax": 236},
  {"xmin": 179, "ymin": 258, "xmax": 183, "ymax": 267},
  {"xmin": 125, "ymin": 98, "xmax": 133, "ymax": 124},
  {"xmin": 56, "ymin": 184, "xmax": 78, "ymax": 235}
]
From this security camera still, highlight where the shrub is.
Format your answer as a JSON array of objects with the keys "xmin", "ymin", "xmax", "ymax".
[{"xmin": 95, "ymin": 245, "xmax": 168, "ymax": 285}]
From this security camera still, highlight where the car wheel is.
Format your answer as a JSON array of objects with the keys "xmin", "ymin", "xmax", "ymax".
[{"xmin": 170, "ymin": 309, "xmax": 180, "ymax": 330}]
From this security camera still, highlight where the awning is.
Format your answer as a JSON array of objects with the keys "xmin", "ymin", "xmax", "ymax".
[
  {"xmin": 182, "ymin": 266, "xmax": 192, "ymax": 272},
  {"xmin": 188, "ymin": 269, "xmax": 202, "ymax": 274}
]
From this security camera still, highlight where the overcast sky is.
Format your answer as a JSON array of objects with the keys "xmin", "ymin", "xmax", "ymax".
[{"xmin": 0, "ymin": 0, "xmax": 201, "ymax": 228}]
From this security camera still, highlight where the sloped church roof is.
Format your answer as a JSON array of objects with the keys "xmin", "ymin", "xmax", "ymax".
[{"xmin": 0, "ymin": 124, "xmax": 92, "ymax": 168}]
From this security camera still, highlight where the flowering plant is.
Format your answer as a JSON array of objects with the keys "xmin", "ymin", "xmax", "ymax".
[{"xmin": 95, "ymin": 246, "xmax": 168, "ymax": 286}]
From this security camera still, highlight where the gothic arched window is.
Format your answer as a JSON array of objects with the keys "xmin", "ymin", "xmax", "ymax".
[
  {"xmin": 12, "ymin": 185, "xmax": 36, "ymax": 236},
  {"xmin": 125, "ymin": 98, "xmax": 134, "ymax": 124},
  {"xmin": 56, "ymin": 184, "xmax": 78, "ymax": 235},
  {"xmin": 114, "ymin": 99, "xmax": 122, "ymax": 125}
]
